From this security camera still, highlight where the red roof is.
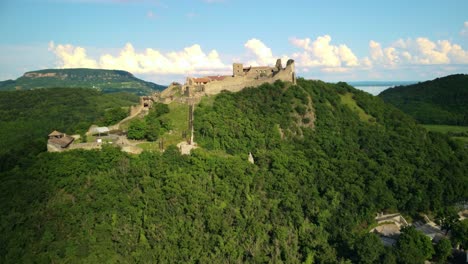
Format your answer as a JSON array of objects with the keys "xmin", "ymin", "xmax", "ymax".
[
  {"xmin": 193, "ymin": 77, "xmax": 211, "ymax": 83},
  {"xmin": 207, "ymin": 76, "xmax": 227, "ymax": 81}
]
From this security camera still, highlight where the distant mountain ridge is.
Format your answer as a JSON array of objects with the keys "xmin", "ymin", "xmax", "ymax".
[
  {"xmin": 0, "ymin": 68, "xmax": 166, "ymax": 95},
  {"xmin": 378, "ymin": 74, "xmax": 468, "ymax": 125}
]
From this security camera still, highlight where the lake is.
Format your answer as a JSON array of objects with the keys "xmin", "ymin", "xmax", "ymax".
[{"xmin": 347, "ymin": 81, "xmax": 418, "ymax": 95}]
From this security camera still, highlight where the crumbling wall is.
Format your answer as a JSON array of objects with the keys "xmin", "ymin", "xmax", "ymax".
[
  {"xmin": 273, "ymin": 59, "xmax": 295, "ymax": 84},
  {"xmin": 158, "ymin": 59, "xmax": 297, "ymax": 98},
  {"xmin": 68, "ymin": 143, "xmax": 102, "ymax": 151},
  {"xmin": 129, "ymin": 104, "xmax": 142, "ymax": 117},
  {"xmin": 203, "ymin": 60, "xmax": 296, "ymax": 95},
  {"xmin": 47, "ymin": 143, "xmax": 62, "ymax": 152}
]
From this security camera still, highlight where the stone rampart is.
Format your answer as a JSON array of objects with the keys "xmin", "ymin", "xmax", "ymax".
[
  {"xmin": 68, "ymin": 142, "xmax": 102, "ymax": 150},
  {"xmin": 202, "ymin": 59, "xmax": 295, "ymax": 95}
]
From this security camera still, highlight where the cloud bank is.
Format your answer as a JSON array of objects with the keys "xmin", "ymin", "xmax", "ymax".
[
  {"xmin": 49, "ymin": 41, "xmax": 230, "ymax": 76},
  {"xmin": 369, "ymin": 38, "xmax": 468, "ymax": 66},
  {"xmin": 48, "ymin": 33, "xmax": 468, "ymax": 82}
]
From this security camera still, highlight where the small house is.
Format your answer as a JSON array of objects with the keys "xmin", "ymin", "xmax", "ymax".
[{"xmin": 47, "ymin": 130, "xmax": 75, "ymax": 152}]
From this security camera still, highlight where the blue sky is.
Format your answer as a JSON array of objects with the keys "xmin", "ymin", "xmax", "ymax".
[{"xmin": 1, "ymin": 0, "xmax": 467, "ymax": 84}]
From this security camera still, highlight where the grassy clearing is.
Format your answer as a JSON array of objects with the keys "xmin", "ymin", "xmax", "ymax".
[
  {"xmin": 137, "ymin": 142, "xmax": 159, "ymax": 151},
  {"xmin": 421, "ymin": 124, "xmax": 468, "ymax": 134},
  {"xmin": 339, "ymin": 93, "xmax": 373, "ymax": 122},
  {"xmin": 452, "ymin": 137, "xmax": 468, "ymax": 143},
  {"xmin": 129, "ymin": 102, "xmax": 189, "ymax": 152},
  {"xmin": 422, "ymin": 124, "xmax": 468, "ymax": 143},
  {"xmin": 158, "ymin": 102, "xmax": 189, "ymax": 147},
  {"xmin": 198, "ymin": 95, "xmax": 215, "ymax": 107}
]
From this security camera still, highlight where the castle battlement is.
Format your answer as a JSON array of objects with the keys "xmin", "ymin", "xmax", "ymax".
[{"xmin": 182, "ymin": 59, "xmax": 296, "ymax": 96}]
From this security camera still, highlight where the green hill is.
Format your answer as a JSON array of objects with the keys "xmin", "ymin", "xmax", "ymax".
[
  {"xmin": 0, "ymin": 68, "xmax": 166, "ymax": 95},
  {"xmin": 378, "ymin": 74, "xmax": 468, "ymax": 125},
  {"xmin": 0, "ymin": 88, "xmax": 139, "ymax": 171},
  {"xmin": 0, "ymin": 80, "xmax": 467, "ymax": 263}
]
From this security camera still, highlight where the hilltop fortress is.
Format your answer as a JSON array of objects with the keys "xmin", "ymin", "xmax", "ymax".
[
  {"xmin": 186, "ymin": 58, "xmax": 296, "ymax": 95},
  {"xmin": 45, "ymin": 59, "xmax": 296, "ymax": 154},
  {"xmin": 159, "ymin": 59, "xmax": 296, "ymax": 101}
]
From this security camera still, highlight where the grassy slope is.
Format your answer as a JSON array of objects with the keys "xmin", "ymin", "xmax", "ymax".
[
  {"xmin": 421, "ymin": 124, "xmax": 468, "ymax": 133},
  {"xmin": 339, "ymin": 92, "xmax": 373, "ymax": 122},
  {"xmin": 422, "ymin": 124, "xmax": 468, "ymax": 143},
  {"xmin": 137, "ymin": 102, "xmax": 189, "ymax": 151}
]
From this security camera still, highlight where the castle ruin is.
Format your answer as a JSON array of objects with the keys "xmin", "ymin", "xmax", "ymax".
[{"xmin": 182, "ymin": 58, "xmax": 296, "ymax": 97}]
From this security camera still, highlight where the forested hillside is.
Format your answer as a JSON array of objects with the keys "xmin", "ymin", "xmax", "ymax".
[
  {"xmin": 378, "ymin": 74, "xmax": 468, "ymax": 125},
  {"xmin": 0, "ymin": 80, "xmax": 467, "ymax": 263},
  {"xmin": 0, "ymin": 88, "xmax": 139, "ymax": 171},
  {"xmin": 0, "ymin": 68, "xmax": 166, "ymax": 95}
]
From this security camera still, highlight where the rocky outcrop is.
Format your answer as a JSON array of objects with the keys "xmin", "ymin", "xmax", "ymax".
[{"xmin": 24, "ymin": 72, "xmax": 57, "ymax": 78}]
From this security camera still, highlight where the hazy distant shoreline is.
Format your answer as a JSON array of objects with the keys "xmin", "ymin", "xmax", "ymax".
[{"xmin": 347, "ymin": 81, "xmax": 418, "ymax": 95}]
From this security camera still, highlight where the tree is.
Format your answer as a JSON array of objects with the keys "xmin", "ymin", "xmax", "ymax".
[
  {"xmin": 143, "ymin": 103, "xmax": 171, "ymax": 141},
  {"xmin": 451, "ymin": 219, "xmax": 468, "ymax": 250},
  {"xmin": 434, "ymin": 238, "xmax": 452, "ymax": 263},
  {"xmin": 102, "ymin": 107, "xmax": 128, "ymax": 126},
  {"xmin": 396, "ymin": 226, "xmax": 434, "ymax": 264},
  {"xmin": 435, "ymin": 207, "xmax": 459, "ymax": 235},
  {"xmin": 354, "ymin": 233, "xmax": 384, "ymax": 264},
  {"xmin": 380, "ymin": 248, "xmax": 397, "ymax": 264},
  {"xmin": 127, "ymin": 119, "xmax": 146, "ymax": 140},
  {"xmin": 145, "ymin": 121, "xmax": 160, "ymax": 141},
  {"xmin": 152, "ymin": 103, "xmax": 170, "ymax": 117}
]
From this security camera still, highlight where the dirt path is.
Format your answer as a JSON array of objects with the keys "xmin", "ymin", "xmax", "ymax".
[{"xmin": 114, "ymin": 105, "xmax": 144, "ymax": 130}]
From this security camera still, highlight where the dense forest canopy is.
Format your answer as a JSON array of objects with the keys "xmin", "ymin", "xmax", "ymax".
[
  {"xmin": 0, "ymin": 68, "xmax": 166, "ymax": 95},
  {"xmin": 378, "ymin": 74, "xmax": 468, "ymax": 125},
  {"xmin": 0, "ymin": 88, "xmax": 139, "ymax": 171},
  {"xmin": 0, "ymin": 80, "xmax": 467, "ymax": 263}
]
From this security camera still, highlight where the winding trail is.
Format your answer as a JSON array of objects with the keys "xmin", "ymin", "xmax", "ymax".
[
  {"xmin": 108, "ymin": 104, "xmax": 145, "ymax": 131},
  {"xmin": 120, "ymin": 105, "xmax": 144, "ymax": 125}
]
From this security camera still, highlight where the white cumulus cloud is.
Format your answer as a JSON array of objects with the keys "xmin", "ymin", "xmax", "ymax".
[
  {"xmin": 243, "ymin": 38, "xmax": 289, "ymax": 67},
  {"xmin": 369, "ymin": 38, "xmax": 468, "ymax": 66},
  {"xmin": 369, "ymin": 40, "xmax": 384, "ymax": 61},
  {"xmin": 244, "ymin": 38, "xmax": 275, "ymax": 66},
  {"xmin": 368, "ymin": 40, "xmax": 400, "ymax": 66},
  {"xmin": 413, "ymin": 38, "xmax": 450, "ymax": 64},
  {"xmin": 48, "ymin": 41, "xmax": 98, "ymax": 68},
  {"xmin": 290, "ymin": 35, "xmax": 359, "ymax": 71},
  {"xmin": 49, "ymin": 41, "xmax": 230, "ymax": 76}
]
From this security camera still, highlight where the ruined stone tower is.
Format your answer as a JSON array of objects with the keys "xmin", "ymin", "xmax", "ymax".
[{"xmin": 233, "ymin": 63, "xmax": 244, "ymax": 76}]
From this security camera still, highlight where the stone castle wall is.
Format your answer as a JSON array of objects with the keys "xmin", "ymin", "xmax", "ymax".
[
  {"xmin": 47, "ymin": 143, "xmax": 63, "ymax": 152},
  {"xmin": 129, "ymin": 104, "xmax": 142, "ymax": 117},
  {"xmin": 200, "ymin": 59, "xmax": 295, "ymax": 95},
  {"xmin": 156, "ymin": 59, "xmax": 296, "ymax": 103}
]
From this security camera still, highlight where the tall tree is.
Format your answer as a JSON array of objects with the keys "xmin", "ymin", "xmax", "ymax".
[{"xmin": 396, "ymin": 226, "xmax": 434, "ymax": 264}]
